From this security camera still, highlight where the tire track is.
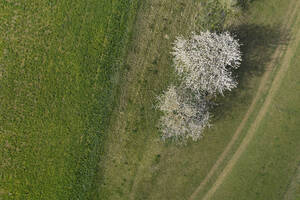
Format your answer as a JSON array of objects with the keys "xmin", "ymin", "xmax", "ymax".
[
  {"xmin": 189, "ymin": 1, "xmax": 300, "ymax": 199},
  {"xmin": 284, "ymin": 160, "xmax": 300, "ymax": 200},
  {"xmin": 201, "ymin": 3, "xmax": 300, "ymax": 200}
]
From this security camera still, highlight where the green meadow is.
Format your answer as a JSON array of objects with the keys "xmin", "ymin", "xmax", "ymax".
[
  {"xmin": 1, "ymin": 0, "xmax": 299, "ymax": 199},
  {"xmin": 0, "ymin": 0, "xmax": 139, "ymax": 199}
]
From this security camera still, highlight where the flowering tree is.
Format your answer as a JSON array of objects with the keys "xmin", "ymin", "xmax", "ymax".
[
  {"xmin": 157, "ymin": 85, "xmax": 210, "ymax": 142},
  {"xmin": 156, "ymin": 31, "xmax": 242, "ymax": 143},
  {"xmin": 172, "ymin": 31, "xmax": 242, "ymax": 96}
]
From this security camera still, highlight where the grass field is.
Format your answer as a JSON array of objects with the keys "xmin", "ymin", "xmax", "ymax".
[
  {"xmin": 0, "ymin": 0, "xmax": 139, "ymax": 199},
  {"xmin": 210, "ymin": 23, "xmax": 300, "ymax": 200},
  {"xmin": 1, "ymin": 0, "xmax": 299, "ymax": 199},
  {"xmin": 191, "ymin": 0, "xmax": 300, "ymax": 199},
  {"xmin": 209, "ymin": 6, "xmax": 300, "ymax": 196},
  {"xmin": 285, "ymin": 164, "xmax": 300, "ymax": 200},
  {"xmin": 96, "ymin": 0, "xmax": 300, "ymax": 199}
]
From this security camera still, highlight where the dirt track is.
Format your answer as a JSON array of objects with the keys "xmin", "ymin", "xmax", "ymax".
[{"xmin": 189, "ymin": 1, "xmax": 300, "ymax": 199}]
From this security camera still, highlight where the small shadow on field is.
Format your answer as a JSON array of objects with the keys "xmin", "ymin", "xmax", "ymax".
[{"xmin": 212, "ymin": 23, "xmax": 290, "ymax": 121}]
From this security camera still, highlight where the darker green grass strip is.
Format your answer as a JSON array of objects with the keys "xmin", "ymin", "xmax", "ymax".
[{"xmin": 0, "ymin": 0, "xmax": 140, "ymax": 199}]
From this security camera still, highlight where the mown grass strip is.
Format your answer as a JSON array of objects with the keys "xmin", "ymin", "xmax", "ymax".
[{"xmin": 211, "ymin": 27, "xmax": 300, "ymax": 200}]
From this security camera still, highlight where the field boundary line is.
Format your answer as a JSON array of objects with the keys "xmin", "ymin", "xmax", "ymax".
[
  {"xmin": 189, "ymin": 1, "xmax": 300, "ymax": 199},
  {"xmin": 201, "ymin": 3, "xmax": 300, "ymax": 200}
]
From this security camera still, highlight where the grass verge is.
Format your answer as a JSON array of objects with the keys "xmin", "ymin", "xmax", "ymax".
[{"xmin": 95, "ymin": 0, "xmax": 298, "ymax": 199}]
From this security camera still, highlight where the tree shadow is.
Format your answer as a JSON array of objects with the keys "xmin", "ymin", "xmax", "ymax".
[
  {"xmin": 234, "ymin": 23, "xmax": 289, "ymax": 84},
  {"xmin": 212, "ymin": 23, "xmax": 290, "ymax": 121}
]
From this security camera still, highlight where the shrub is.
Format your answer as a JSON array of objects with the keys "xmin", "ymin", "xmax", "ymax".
[{"xmin": 197, "ymin": 0, "xmax": 228, "ymax": 32}]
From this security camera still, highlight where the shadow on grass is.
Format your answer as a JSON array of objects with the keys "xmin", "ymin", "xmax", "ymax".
[{"xmin": 212, "ymin": 23, "xmax": 290, "ymax": 121}]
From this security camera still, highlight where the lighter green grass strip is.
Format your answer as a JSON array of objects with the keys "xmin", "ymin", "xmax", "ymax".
[{"xmin": 202, "ymin": 5, "xmax": 300, "ymax": 200}]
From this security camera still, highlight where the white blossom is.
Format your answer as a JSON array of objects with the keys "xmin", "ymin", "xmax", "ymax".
[
  {"xmin": 157, "ymin": 85, "xmax": 210, "ymax": 142},
  {"xmin": 156, "ymin": 31, "xmax": 242, "ymax": 143},
  {"xmin": 172, "ymin": 31, "xmax": 242, "ymax": 95}
]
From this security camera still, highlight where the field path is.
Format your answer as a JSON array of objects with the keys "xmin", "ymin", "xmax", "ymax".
[
  {"xmin": 201, "ymin": 3, "xmax": 300, "ymax": 200},
  {"xmin": 189, "ymin": 1, "xmax": 300, "ymax": 199},
  {"xmin": 284, "ymin": 160, "xmax": 300, "ymax": 200}
]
